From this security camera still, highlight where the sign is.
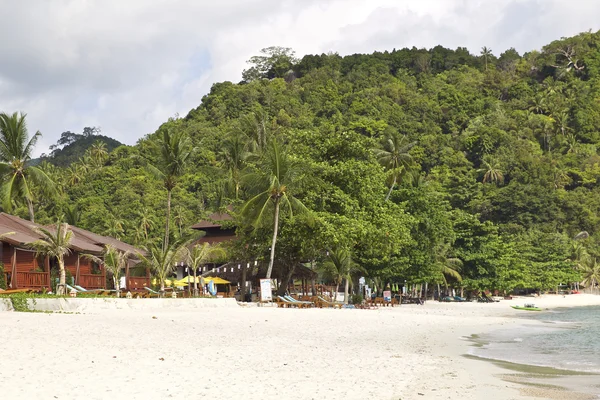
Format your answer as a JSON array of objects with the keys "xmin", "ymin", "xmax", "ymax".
[
  {"xmin": 383, "ymin": 290, "xmax": 392, "ymax": 302},
  {"xmin": 260, "ymin": 279, "xmax": 272, "ymax": 302}
]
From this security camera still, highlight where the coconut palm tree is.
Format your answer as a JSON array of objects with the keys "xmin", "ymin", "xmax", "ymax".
[
  {"xmin": 241, "ymin": 139, "xmax": 310, "ymax": 279},
  {"xmin": 28, "ymin": 223, "xmax": 73, "ymax": 296},
  {"xmin": 480, "ymin": 46, "xmax": 493, "ymax": 71},
  {"xmin": 146, "ymin": 129, "xmax": 193, "ymax": 250},
  {"xmin": 580, "ymin": 257, "xmax": 600, "ymax": 289},
  {"xmin": 84, "ymin": 245, "xmax": 132, "ymax": 297},
  {"xmin": 478, "ymin": 157, "xmax": 504, "ymax": 185},
  {"xmin": 105, "ymin": 215, "xmax": 125, "ymax": 240},
  {"xmin": 219, "ymin": 134, "xmax": 250, "ymax": 200},
  {"xmin": 434, "ymin": 245, "xmax": 463, "ymax": 294},
  {"xmin": 137, "ymin": 207, "xmax": 154, "ymax": 242},
  {"xmin": 137, "ymin": 239, "xmax": 188, "ymax": 295},
  {"xmin": 89, "ymin": 140, "xmax": 108, "ymax": 166},
  {"xmin": 0, "ymin": 112, "xmax": 55, "ymax": 222},
  {"xmin": 372, "ymin": 132, "xmax": 415, "ymax": 201},
  {"xmin": 185, "ymin": 243, "xmax": 226, "ymax": 296},
  {"xmin": 319, "ymin": 247, "xmax": 365, "ymax": 304}
]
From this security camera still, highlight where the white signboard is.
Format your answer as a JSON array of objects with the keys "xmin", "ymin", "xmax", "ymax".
[{"xmin": 260, "ymin": 279, "xmax": 272, "ymax": 302}]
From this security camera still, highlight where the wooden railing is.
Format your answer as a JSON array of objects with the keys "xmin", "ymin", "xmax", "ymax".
[
  {"xmin": 16, "ymin": 272, "xmax": 49, "ymax": 289},
  {"xmin": 127, "ymin": 277, "xmax": 150, "ymax": 290},
  {"xmin": 79, "ymin": 274, "xmax": 105, "ymax": 290}
]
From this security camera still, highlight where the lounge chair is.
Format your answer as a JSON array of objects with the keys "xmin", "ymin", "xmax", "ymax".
[
  {"xmin": 284, "ymin": 295, "xmax": 314, "ymax": 307},
  {"xmin": 317, "ymin": 296, "xmax": 343, "ymax": 309},
  {"xmin": 278, "ymin": 296, "xmax": 310, "ymax": 308}
]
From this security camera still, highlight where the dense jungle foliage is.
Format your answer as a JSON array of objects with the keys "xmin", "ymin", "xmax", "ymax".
[{"xmin": 12, "ymin": 30, "xmax": 600, "ymax": 293}]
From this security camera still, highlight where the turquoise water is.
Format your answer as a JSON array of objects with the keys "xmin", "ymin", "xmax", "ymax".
[{"xmin": 470, "ymin": 306, "xmax": 600, "ymax": 373}]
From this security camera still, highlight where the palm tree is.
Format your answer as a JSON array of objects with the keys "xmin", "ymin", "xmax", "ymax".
[
  {"xmin": 28, "ymin": 223, "xmax": 73, "ymax": 296},
  {"xmin": 137, "ymin": 207, "xmax": 154, "ymax": 242},
  {"xmin": 173, "ymin": 205, "xmax": 186, "ymax": 238},
  {"xmin": 186, "ymin": 243, "xmax": 226, "ymax": 296},
  {"xmin": 580, "ymin": 257, "xmax": 600, "ymax": 289},
  {"xmin": 434, "ymin": 245, "xmax": 463, "ymax": 294},
  {"xmin": 480, "ymin": 46, "xmax": 493, "ymax": 71},
  {"xmin": 241, "ymin": 139, "xmax": 310, "ymax": 279},
  {"xmin": 319, "ymin": 247, "xmax": 364, "ymax": 304},
  {"xmin": 478, "ymin": 157, "xmax": 504, "ymax": 185},
  {"xmin": 89, "ymin": 140, "xmax": 108, "ymax": 165},
  {"xmin": 146, "ymin": 129, "xmax": 193, "ymax": 250},
  {"xmin": 0, "ymin": 112, "xmax": 55, "ymax": 222},
  {"xmin": 65, "ymin": 164, "xmax": 85, "ymax": 186},
  {"xmin": 84, "ymin": 245, "xmax": 132, "ymax": 297},
  {"xmin": 105, "ymin": 215, "xmax": 125, "ymax": 240},
  {"xmin": 372, "ymin": 132, "xmax": 415, "ymax": 201},
  {"xmin": 63, "ymin": 204, "xmax": 81, "ymax": 226},
  {"xmin": 137, "ymin": 240, "xmax": 188, "ymax": 295},
  {"xmin": 219, "ymin": 134, "xmax": 250, "ymax": 200}
]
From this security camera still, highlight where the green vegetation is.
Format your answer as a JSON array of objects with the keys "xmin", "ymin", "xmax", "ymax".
[
  {"xmin": 6, "ymin": 30, "xmax": 600, "ymax": 295},
  {"xmin": 40, "ymin": 128, "xmax": 122, "ymax": 167}
]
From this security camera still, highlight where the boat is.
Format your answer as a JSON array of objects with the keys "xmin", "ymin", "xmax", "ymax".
[{"xmin": 511, "ymin": 304, "xmax": 542, "ymax": 311}]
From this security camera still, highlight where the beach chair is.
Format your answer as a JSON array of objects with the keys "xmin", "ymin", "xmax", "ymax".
[
  {"xmin": 276, "ymin": 296, "xmax": 300, "ymax": 308},
  {"xmin": 284, "ymin": 295, "xmax": 314, "ymax": 307},
  {"xmin": 317, "ymin": 296, "xmax": 343, "ymax": 309},
  {"xmin": 144, "ymin": 287, "xmax": 160, "ymax": 298}
]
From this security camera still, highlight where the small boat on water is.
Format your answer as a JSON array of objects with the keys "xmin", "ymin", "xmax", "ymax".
[{"xmin": 511, "ymin": 303, "xmax": 542, "ymax": 311}]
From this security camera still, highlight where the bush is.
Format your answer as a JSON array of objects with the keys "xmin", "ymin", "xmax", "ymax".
[
  {"xmin": 350, "ymin": 293, "xmax": 364, "ymax": 304},
  {"xmin": 0, "ymin": 263, "xmax": 6, "ymax": 290}
]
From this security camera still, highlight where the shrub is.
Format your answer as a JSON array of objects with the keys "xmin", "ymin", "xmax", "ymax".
[
  {"xmin": 351, "ymin": 293, "xmax": 364, "ymax": 304},
  {"xmin": 0, "ymin": 263, "xmax": 6, "ymax": 290}
]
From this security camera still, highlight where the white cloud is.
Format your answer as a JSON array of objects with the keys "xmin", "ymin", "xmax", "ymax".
[{"xmin": 0, "ymin": 0, "xmax": 598, "ymax": 156}]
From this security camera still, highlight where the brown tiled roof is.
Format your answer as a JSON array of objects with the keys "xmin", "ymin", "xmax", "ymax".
[
  {"xmin": 191, "ymin": 209, "xmax": 234, "ymax": 230},
  {"xmin": 66, "ymin": 225, "xmax": 144, "ymax": 255},
  {"xmin": 0, "ymin": 213, "xmax": 103, "ymax": 253}
]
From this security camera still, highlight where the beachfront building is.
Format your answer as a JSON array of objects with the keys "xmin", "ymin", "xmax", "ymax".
[{"xmin": 0, "ymin": 213, "xmax": 145, "ymax": 292}]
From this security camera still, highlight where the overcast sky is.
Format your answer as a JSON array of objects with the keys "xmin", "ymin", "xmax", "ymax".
[{"xmin": 0, "ymin": 0, "xmax": 599, "ymax": 156}]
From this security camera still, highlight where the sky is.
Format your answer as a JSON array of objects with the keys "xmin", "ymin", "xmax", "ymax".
[{"xmin": 0, "ymin": 0, "xmax": 599, "ymax": 156}]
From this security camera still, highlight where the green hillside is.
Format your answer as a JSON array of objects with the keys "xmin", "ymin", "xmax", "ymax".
[
  {"xmin": 41, "ymin": 129, "xmax": 123, "ymax": 167},
  {"xmin": 18, "ymin": 30, "xmax": 600, "ymax": 293}
]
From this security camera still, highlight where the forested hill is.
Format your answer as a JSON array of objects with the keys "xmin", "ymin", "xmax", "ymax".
[
  {"xmin": 31, "ymin": 30, "xmax": 600, "ymax": 292},
  {"xmin": 40, "ymin": 129, "xmax": 123, "ymax": 167}
]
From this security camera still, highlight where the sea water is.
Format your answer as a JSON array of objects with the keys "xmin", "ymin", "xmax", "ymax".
[{"xmin": 470, "ymin": 305, "xmax": 600, "ymax": 373}]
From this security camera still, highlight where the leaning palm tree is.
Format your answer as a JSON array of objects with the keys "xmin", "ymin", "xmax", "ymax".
[
  {"xmin": 372, "ymin": 132, "xmax": 415, "ymax": 201},
  {"xmin": 319, "ymin": 247, "xmax": 364, "ymax": 304},
  {"xmin": 434, "ymin": 245, "xmax": 463, "ymax": 294},
  {"xmin": 84, "ymin": 245, "xmax": 132, "ymax": 297},
  {"xmin": 0, "ymin": 112, "xmax": 55, "ymax": 222},
  {"xmin": 28, "ymin": 223, "xmax": 73, "ymax": 296},
  {"xmin": 580, "ymin": 257, "xmax": 600, "ymax": 290},
  {"xmin": 137, "ymin": 240, "xmax": 188, "ymax": 295},
  {"xmin": 478, "ymin": 157, "xmax": 504, "ymax": 185},
  {"xmin": 241, "ymin": 139, "xmax": 310, "ymax": 279},
  {"xmin": 185, "ymin": 243, "xmax": 226, "ymax": 296},
  {"xmin": 146, "ymin": 129, "xmax": 193, "ymax": 250}
]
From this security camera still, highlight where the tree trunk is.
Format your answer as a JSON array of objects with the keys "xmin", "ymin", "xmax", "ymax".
[
  {"xmin": 240, "ymin": 263, "xmax": 248, "ymax": 301},
  {"xmin": 57, "ymin": 257, "xmax": 66, "ymax": 296},
  {"xmin": 265, "ymin": 200, "xmax": 280, "ymax": 279},
  {"xmin": 310, "ymin": 260, "xmax": 316, "ymax": 296},
  {"xmin": 344, "ymin": 278, "xmax": 350, "ymax": 304},
  {"xmin": 276, "ymin": 264, "xmax": 296, "ymax": 296},
  {"xmin": 164, "ymin": 189, "xmax": 172, "ymax": 251},
  {"xmin": 113, "ymin": 274, "xmax": 121, "ymax": 298},
  {"xmin": 385, "ymin": 176, "xmax": 397, "ymax": 202},
  {"xmin": 193, "ymin": 268, "xmax": 199, "ymax": 297},
  {"xmin": 27, "ymin": 198, "xmax": 35, "ymax": 223}
]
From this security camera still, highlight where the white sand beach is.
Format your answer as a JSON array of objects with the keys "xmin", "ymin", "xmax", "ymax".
[{"xmin": 1, "ymin": 294, "xmax": 600, "ymax": 400}]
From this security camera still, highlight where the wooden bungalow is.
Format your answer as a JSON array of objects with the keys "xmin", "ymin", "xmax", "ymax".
[
  {"xmin": 0, "ymin": 213, "xmax": 103, "ymax": 291},
  {"xmin": 191, "ymin": 208, "xmax": 236, "ymax": 245},
  {"xmin": 0, "ymin": 213, "xmax": 146, "ymax": 292}
]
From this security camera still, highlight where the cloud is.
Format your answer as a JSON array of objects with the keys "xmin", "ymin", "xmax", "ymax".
[{"xmin": 0, "ymin": 0, "xmax": 598, "ymax": 156}]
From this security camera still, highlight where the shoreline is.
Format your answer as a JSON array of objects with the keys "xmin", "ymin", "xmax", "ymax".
[
  {"xmin": 453, "ymin": 295, "xmax": 600, "ymax": 400},
  {"xmin": 1, "ymin": 294, "xmax": 600, "ymax": 400}
]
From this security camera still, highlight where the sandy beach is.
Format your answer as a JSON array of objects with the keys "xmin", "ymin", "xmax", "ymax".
[{"xmin": 1, "ymin": 295, "xmax": 600, "ymax": 400}]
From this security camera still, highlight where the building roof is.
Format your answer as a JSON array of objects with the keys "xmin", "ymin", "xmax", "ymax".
[
  {"xmin": 0, "ymin": 213, "xmax": 104, "ymax": 253},
  {"xmin": 191, "ymin": 208, "xmax": 234, "ymax": 230},
  {"xmin": 66, "ymin": 225, "xmax": 143, "ymax": 255},
  {"xmin": 0, "ymin": 213, "xmax": 142, "ymax": 255}
]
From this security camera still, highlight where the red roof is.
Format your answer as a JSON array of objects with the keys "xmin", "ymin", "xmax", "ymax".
[{"xmin": 191, "ymin": 209, "xmax": 234, "ymax": 230}]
